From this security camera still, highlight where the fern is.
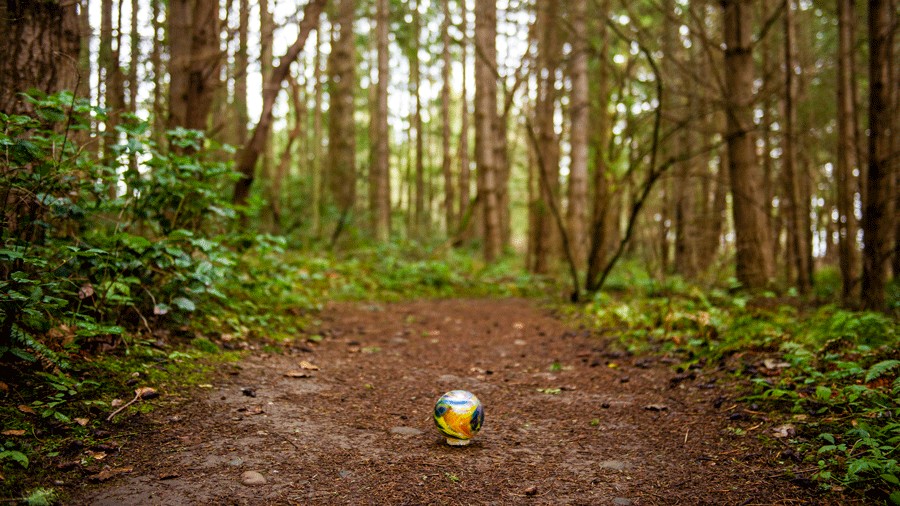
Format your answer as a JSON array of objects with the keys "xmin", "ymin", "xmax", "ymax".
[
  {"xmin": 865, "ymin": 359, "xmax": 900, "ymax": 383},
  {"xmin": 10, "ymin": 324, "xmax": 70, "ymax": 370}
]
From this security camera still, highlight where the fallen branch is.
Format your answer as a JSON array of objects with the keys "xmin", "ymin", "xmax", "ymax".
[{"xmin": 107, "ymin": 387, "xmax": 159, "ymax": 422}]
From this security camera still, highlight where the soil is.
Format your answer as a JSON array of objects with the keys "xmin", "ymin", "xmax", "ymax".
[{"xmin": 63, "ymin": 298, "xmax": 848, "ymax": 505}]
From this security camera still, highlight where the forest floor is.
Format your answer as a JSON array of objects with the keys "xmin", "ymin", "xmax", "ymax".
[{"xmin": 63, "ymin": 298, "xmax": 851, "ymax": 505}]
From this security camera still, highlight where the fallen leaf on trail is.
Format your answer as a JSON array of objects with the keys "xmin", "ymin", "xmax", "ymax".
[
  {"xmin": 88, "ymin": 466, "xmax": 133, "ymax": 482},
  {"xmin": 158, "ymin": 472, "xmax": 180, "ymax": 480},
  {"xmin": 0, "ymin": 381, "xmax": 8, "ymax": 393},
  {"xmin": 524, "ymin": 485, "xmax": 538, "ymax": 496},
  {"xmin": 772, "ymin": 424, "xmax": 796, "ymax": 438},
  {"xmin": 110, "ymin": 399, "xmax": 123, "ymax": 408},
  {"xmin": 1, "ymin": 430, "xmax": 25, "ymax": 436},
  {"xmin": 644, "ymin": 404, "xmax": 669, "ymax": 412},
  {"xmin": 240, "ymin": 387, "xmax": 256, "ymax": 397},
  {"xmin": 75, "ymin": 418, "xmax": 89, "ymax": 426},
  {"xmin": 284, "ymin": 371, "xmax": 311, "ymax": 378},
  {"xmin": 84, "ymin": 450, "xmax": 107, "ymax": 460},
  {"xmin": 135, "ymin": 387, "xmax": 159, "ymax": 399},
  {"xmin": 299, "ymin": 360, "xmax": 320, "ymax": 370},
  {"xmin": 763, "ymin": 359, "xmax": 791, "ymax": 370},
  {"xmin": 17, "ymin": 405, "xmax": 35, "ymax": 415},
  {"xmin": 198, "ymin": 384, "xmax": 214, "ymax": 389}
]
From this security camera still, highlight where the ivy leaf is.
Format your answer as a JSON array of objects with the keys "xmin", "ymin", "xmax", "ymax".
[{"xmin": 171, "ymin": 297, "xmax": 196, "ymax": 312}]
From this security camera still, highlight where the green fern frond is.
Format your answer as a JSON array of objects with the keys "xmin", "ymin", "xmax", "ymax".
[
  {"xmin": 10, "ymin": 324, "xmax": 70, "ymax": 370},
  {"xmin": 865, "ymin": 359, "xmax": 900, "ymax": 383}
]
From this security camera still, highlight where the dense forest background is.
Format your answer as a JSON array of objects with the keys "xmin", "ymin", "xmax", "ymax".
[
  {"xmin": 1, "ymin": 0, "xmax": 896, "ymax": 307},
  {"xmin": 0, "ymin": 1, "xmax": 899, "ymax": 502}
]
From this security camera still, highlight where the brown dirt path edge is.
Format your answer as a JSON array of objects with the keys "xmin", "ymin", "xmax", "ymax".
[{"xmin": 67, "ymin": 299, "xmax": 837, "ymax": 505}]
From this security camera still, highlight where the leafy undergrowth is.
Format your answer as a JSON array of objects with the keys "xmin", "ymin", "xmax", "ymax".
[{"xmin": 576, "ymin": 274, "xmax": 899, "ymax": 504}]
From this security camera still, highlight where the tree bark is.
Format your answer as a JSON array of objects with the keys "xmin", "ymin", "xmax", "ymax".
[
  {"xmin": 529, "ymin": 0, "xmax": 562, "ymax": 273},
  {"xmin": 861, "ymin": 0, "xmax": 895, "ymax": 311},
  {"xmin": 566, "ymin": 0, "xmax": 589, "ymax": 270},
  {"xmin": 0, "ymin": 1, "xmax": 80, "ymax": 115},
  {"xmin": 441, "ymin": 0, "xmax": 456, "ymax": 235},
  {"xmin": 325, "ymin": 0, "xmax": 357, "ymax": 220},
  {"xmin": 370, "ymin": 0, "xmax": 391, "ymax": 241},
  {"xmin": 232, "ymin": 0, "xmax": 326, "ymax": 207},
  {"xmin": 456, "ymin": 0, "xmax": 472, "ymax": 243},
  {"xmin": 412, "ymin": 0, "xmax": 425, "ymax": 238},
  {"xmin": 836, "ymin": 0, "xmax": 861, "ymax": 303},
  {"xmin": 233, "ymin": 0, "xmax": 250, "ymax": 146},
  {"xmin": 474, "ymin": 0, "xmax": 502, "ymax": 261},
  {"xmin": 781, "ymin": 0, "xmax": 812, "ymax": 294},
  {"xmin": 722, "ymin": 0, "xmax": 775, "ymax": 289},
  {"xmin": 167, "ymin": 0, "xmax": 222, "ymax": 132}
]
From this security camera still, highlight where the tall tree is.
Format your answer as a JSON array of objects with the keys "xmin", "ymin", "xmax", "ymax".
[
  {"xmin": 529, "ymin": 0, "xmax": 562, "ymax": 273},
  {"xmin": 861, "ymin": 0, "xmax": 895, "ymax": 311},
  {"xmin": 232, "ymin": 0, "xmax": 327, "ymax": 207},
  {"xmin": 0, "ymin": 1, "xmax": 80, "ymax": 114},
  {"xmin": 836, "ymin": 0, "xmax": 860, "ymax": 303},
  {"xmin": 440, "ymin": 0, "xmax": 456, "ymax": 235},
  {"xmin": 167, "ymin": 0, "xmax": 222, "ymax": 131},
  {"xmin": 566, "ymin": 0, "xmax": 589, "ymax": 270},
  {"xmin": 233, "ymin": 0, "xmax": 250, "ymax": 146},
  {"xmin": 326, "ymin": 0, "xmax": 357, "ymax": 227},
  {"xmin": 411, "ymin": 0, "xmax": 426, "ymax": 237},
  {"xmin": 721, "ymin": 0, "xmax": 775, "ymax": 289},
  {"xmin": 456, "ymin": 0, "xmax": 472, "ymax": 241},
  {"xmin": 474, "ymin": 0, "xmax": 502, "ymax": 261},
  {"xmin": 370, "ymin": 0, "xmax": 391, "ymax": 241},
  {"xmin": 781, "ymin": 0, "xmax": 812, "ymax": 294}
]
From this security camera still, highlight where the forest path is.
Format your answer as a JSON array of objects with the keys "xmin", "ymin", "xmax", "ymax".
[{"xmin": 71, "ymin": 298, "xmax": 827, "ymax": 505}]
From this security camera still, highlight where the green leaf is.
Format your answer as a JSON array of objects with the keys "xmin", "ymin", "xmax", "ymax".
[
  {"xmin": 118, "ymin": 233, "xmax": 153, "ymax": 253},
  {"xmin": 172, "ymin": 297, "xmax": 196, "ymax": 312},
  {"xmin": 890, "ymin": 490, "xmax": 900, "ymax": 505},
  {"xmin": 866, "ymin": 360, "xmax": 900, "ymax": 383},
  {"xmin": 0, "ymin": 450, "xmax": 29, "ymax": 468},
  {"xmin": 815, "ymin": 386, "xmax": 832, "ymax": 402},
  {"xmin": 881, "ymin": 473, "xmax": 900, "ymax": 486}
]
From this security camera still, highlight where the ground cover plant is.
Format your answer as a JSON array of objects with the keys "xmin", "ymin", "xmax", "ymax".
[{"xmin": 580, "ymin": 268, "xmax": 899, "ymax": 503}]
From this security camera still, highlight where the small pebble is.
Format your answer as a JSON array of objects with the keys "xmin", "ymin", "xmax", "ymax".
[{"xmin": 241, "ymin": 470, "xmax": 266, "ymax": 486}]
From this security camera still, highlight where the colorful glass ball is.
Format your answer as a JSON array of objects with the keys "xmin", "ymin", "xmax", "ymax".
[{"xmin": 433, "ymin": 390, "xmax": 484, "ymax": 445}]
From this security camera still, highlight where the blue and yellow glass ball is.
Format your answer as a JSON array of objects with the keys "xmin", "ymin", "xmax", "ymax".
[{"xmin": 433, "ymin": 390, "xmax": 484, "ymax": 446}]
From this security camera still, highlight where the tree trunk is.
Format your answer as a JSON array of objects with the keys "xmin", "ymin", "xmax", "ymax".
[
  {"xmin": 232, "ymin": 0, "xmax": 326, "ymax": 207},
  {"xmin": 412, "ymin": 0, "xmax": 425, "ymax": 238},
  {"xmin": 440, "ymin": 0, "xmax": 456, "ymax": 235},
  {"xmin": 861, "ymin": 0, "xmax": 895, "ymax": 311},
  {"xmin": 326, "ymin": 0, "xmax": 357, "ymax": 222},
  {"xmin": 167, "ymin": 0, "xmax": 221, "ymax": 132},
  {"xmin": 370, "ymin": 0, "xmax": 391, "ymax": 241},
  {"xmin": 781, "ymin": 0, "xmax": 812, "ymax": 294},
  {"xmin": 474, "ymin": 0, "xmax": 502, "ymax": 261},
  {"xmin": 722, "ymin": 0, "xmax": 775, "ymax": 289},
  {"xmin": 0, "ymin": 1, "xmax": 80, "ymax": 115},
  {"xmin": 312, "ymin": 22, "xmax": 326, "ymax": 235},
  {"xmin": 529, "ymin": 0, "xmax": 562, "ymax": 273},
  {"xmin": 456, "ymin": 0, "xmax": 472, "ymax": 242},
  {"xmin": 150, "ymin": 0, "xmax": 164, "ymax": 143},
  {"xmin": 586, "ymin": 1, "xmax": 612, "ymax": 289},
  {"xmin": 270, "ymin": 78, "xmax": 305, "ymax": 232},
  {"xmin": 836, "ymin": 0, "xmax": 861, "ymax": 304},
  {"xmin": 233, "ymin": 0, "xmax": 250, "ymax": 146},
  {"xmin": 566, "ymin": 0, "xmax": 589, "ymax": 271}
]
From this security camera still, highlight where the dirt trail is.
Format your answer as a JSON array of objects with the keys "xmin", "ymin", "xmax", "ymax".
[{"xmin": 68, "ymin": 299, "xmax": 830, "ymax": 505}]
